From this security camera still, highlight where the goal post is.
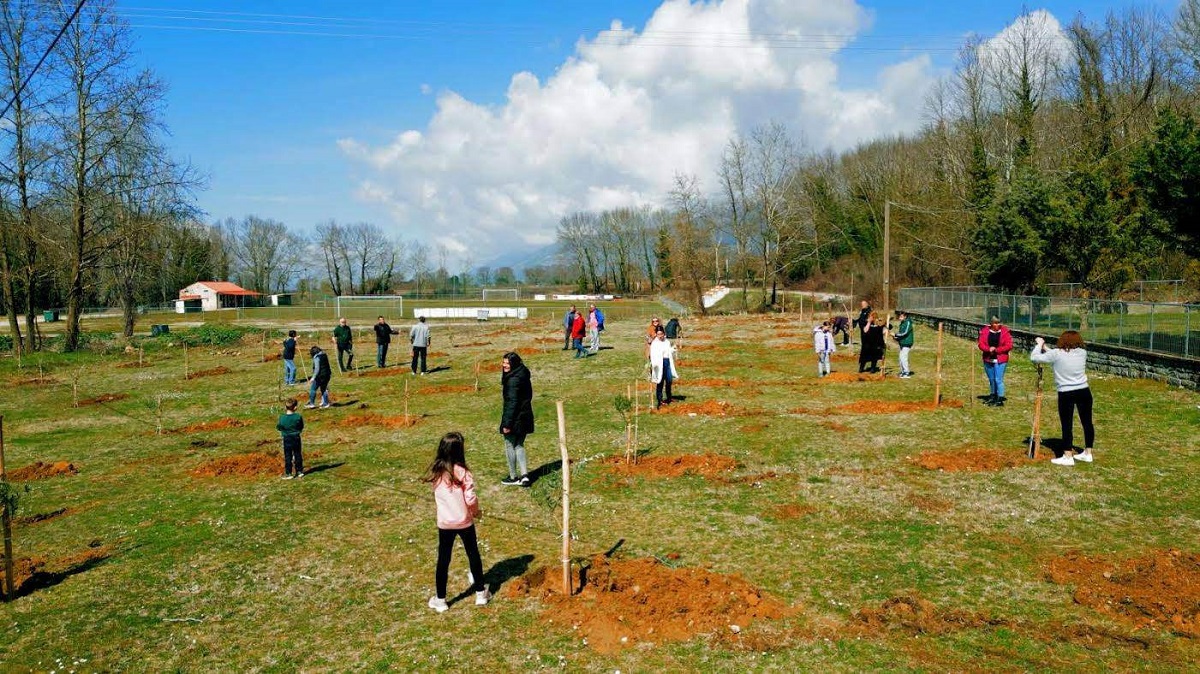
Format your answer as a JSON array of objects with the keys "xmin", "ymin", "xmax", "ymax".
[
  {"xmin": 481, "ymin": 288, "xmax": 520, "ymax": 304},
  {"xmin": 335, "ymin": 295, "xmax": 405, "ymax": 320}
]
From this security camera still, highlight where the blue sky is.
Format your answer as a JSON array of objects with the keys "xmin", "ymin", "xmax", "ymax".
[{"xmin": 124, "ymin": 0, "xmax": 1182, "ymax": 262}]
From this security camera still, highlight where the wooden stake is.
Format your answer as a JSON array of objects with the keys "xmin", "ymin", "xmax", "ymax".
[
  {"xmin": 138, "ymin": 346, "xmax": 143, "ymax": 366},
  {"xmin": 72, "ymin": 367, "xmax": 83, "ymax": 408},
  {"xmin": 474, "ymin": 361, "xmax": 480, "ymax": 392},
  {"xmin": 555, "ymin": 400, "xmax": 571, "ymax": 596},
  {"xmin": 1, "ymin": 416, "xmax": 14, "ymax": 601},
  {"xmin": 969, "ymin": 341, "xmax": 977, "ymax": 406},
  {"xmin": 183, "ymin": 344, "xmax": 189, "ymax": 380},
  {"xmin": 633, "ymin": 379, "xmax": 640, "ymax": 464},
  {"xmin": 625, "ymin": 384, "xmax": 633, "ymax": 463},
  {"xmin": 404, "ymin": 378, "xmax": 410, "ymax": 425},
  {"xmin": 261, "ymin": 331, "xmax": 267, "ymax": 363},
  {"xmin": 934, "ymin": 322, "xmax": 944, "ymax": 407},
  {"xmin": 156, "ymin": 394, "xmax": 163, "ymax": 436}
]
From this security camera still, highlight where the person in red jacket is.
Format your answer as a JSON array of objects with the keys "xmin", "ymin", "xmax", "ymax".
[
  {"xmin": 570, "ymin": 310, "xmax": 587, "ymax": 358},
  {"xmin": 978, "ymin": 316, "xmax": 1013, "ymax": 406}
]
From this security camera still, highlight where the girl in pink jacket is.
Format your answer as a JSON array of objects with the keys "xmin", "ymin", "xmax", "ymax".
[{"xmin": 424, "ymin": 432, "xmax": 490, "ymax": 612}]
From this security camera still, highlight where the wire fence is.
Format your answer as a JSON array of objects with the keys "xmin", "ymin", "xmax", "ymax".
[{"xmin": 898, "ymin": 287, "xmax": 1199, "ymax": 360}]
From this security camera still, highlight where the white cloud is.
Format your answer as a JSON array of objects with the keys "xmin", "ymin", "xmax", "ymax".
[{"xmin": 340, "ymin": 0, "xmax": 939, "ymax": 260}]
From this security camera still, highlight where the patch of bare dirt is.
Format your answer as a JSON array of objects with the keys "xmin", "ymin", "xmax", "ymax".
[
  {"xmin": 852, "ymin": 593, "xmax": 1010, "ymax": 635},
  {"xmin": 505, "ymin": 555, "xmax": 795, "ymax": 653},
  {"xmin": 834, "ymin": 399, "xmax": 963, "ymax": 414},
  {"xmin": 169, "ymin": 418, "xmax": 252, "ymax": 434},
  {"xmin": 529, "ymin": 337, "xmax": 561, "ymax": 345},
  {"xmin": 820, "ymin": 420, "xmax": 852, "ymax": 432},
  {"xmin": 685, "ymin": 343, "xmax": 732, "ymax": 355},
  {"xmin": 457, "ymin": 341, "xmax": 491, "ymax": 347},
  {"xmin": 740, "ymin": 422, "xmax": 769, "ymax": 433},
  {"xmin": 334, "ymin": 413, "xmax": 424, "ymax": 429},
  {"xmin": 478, "ymin": 361, "xmax": 504, "ymax": 373},
  {"xmin": 428, "ymin": 351, "xmax": 449, "ymax": 358},
  {"xmin": 116, "ymin": 360, "xmax": 153, "ymax": 369},
  {"xmin": 185, "ymin": 366, "xmax": 231, "ymax": 380},
  {"xmin": 418, "ymin": 384, "xmax": 475, "ymax": 394},
  {"xmin": 913, "ymin": 448, "xmax": 1030, "ymax": 472},
  {"xmin": 603, "ymin": 453, "xmax": 739, "ymax": 479},
  {"xmin": 263, "ymin": 353, "xmax": 282, "ymax": 362},
  {"xmin": 77, "ymin": 392, "xmax": 129, "ymax": 406},
  {"xmin": 654, "ymin": 400, "xmax": 744, "ymax": 417},
  {"xmin": 770, "ymin": 503, "xmax": 817, "ymax": 520},
  {"xmin": 8, "ymin": 461, "xmax": 78, "ymax": 481},
  {"xmin": 1045, "ymin": 549, "xmax": 1200, "ymax": 637}
]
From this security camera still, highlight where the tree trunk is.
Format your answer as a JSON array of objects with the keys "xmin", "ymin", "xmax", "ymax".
[{"xmin": 0, "ymin": 227, "xmax": 22, "ymax": 355}]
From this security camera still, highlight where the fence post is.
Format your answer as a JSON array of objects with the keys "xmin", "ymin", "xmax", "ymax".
[
  {"xmin": 1149, "ymin": 304, "xmax": 1156, "ymax": 353},
  {"xmin": 1186, "ymin": 305, "xmax": 1191, "ymax": 358}
]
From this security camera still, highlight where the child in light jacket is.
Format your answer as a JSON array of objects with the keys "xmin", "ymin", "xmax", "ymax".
[
  {"xmin": 814, "ymin": 322, "xmax": 835, "ymax": 377},
  {"xmin": 424, "ymin": 432, "xmax": 489, "ymax": 612}
]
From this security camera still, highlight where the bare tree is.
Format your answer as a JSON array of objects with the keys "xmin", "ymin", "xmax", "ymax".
[
  {"xmin": 408, "ymin": 241, "xmax": 430, "ymax": 296},
  {"xmin": 225, "ymin": 216, "xmax": 300, "ymax": 294},
  {"xmin": 556, "ymin": 212, "xmax": 601, "ymax": 291},
  {"xmin": 668, "ymin": 173, "xmax": 714, "ymax": 315}
]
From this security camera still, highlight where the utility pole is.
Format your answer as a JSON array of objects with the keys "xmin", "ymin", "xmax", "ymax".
[{"xmin": 883, "ymin": 200, "xmax": 891, "ymax": 319}]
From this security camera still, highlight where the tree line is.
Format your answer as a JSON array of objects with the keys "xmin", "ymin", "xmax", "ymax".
[{"xmin": 559, "ymin": 4, "xmax": 1200, "ymax": 314}]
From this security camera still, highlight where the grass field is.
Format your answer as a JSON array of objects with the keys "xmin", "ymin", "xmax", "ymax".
[{"xmin": 0, "ymin": 310, "xmax": 1197, "ymax": 672}]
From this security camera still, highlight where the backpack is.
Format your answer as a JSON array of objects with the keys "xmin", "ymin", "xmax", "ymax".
[{"xmin": 595, "ymin": 308, "xmax": 605, "ymax": 331}]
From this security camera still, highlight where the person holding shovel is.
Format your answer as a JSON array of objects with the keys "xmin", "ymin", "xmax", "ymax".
[
  {"xmin": 1031, "ymin": 331, "xmax": 1095, "ymax": 466},
  {"xmin": 306, "ymin": 345, "xmax": 332, "ymax": 409}
]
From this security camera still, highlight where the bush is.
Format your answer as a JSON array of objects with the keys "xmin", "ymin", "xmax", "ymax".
[
  {"xmin": 0, "ymin": 334, "xmax": 12, "ymax": 351},
  {"xmin": 173, "ymin": 324, "xmax": 257, "ymax": 347}
]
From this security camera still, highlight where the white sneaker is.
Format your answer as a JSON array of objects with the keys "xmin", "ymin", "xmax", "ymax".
[
  {"xmin": 304, "ymin": 404, "xmax": 317, "ymax": 410},
  {"xmin": 281, "ymin": 474, "xmax": 294, "ymax": 480},
  {"xmin": 1051, "ymin": 455, "xmax": 1075, "ymax": 467},
  {"xmin": 427, "ymin": 596, "xmax": 448, "ymax": 613},
  {"xmin": 1074, "ymin": 449, "xmax": 1094, "ymax": 463},
  {"xmin": 475, "ymin": 587, "xmax": 491, "ymax": 606},
  {"xmin": 319, "ymin": 403, "xmax": 331, "ymax": 409}
]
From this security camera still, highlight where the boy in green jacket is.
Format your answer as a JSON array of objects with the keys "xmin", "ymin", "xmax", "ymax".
[
  {"xmin": 277, "ymin": 398, "xmax": 305, "ymax": 479},
  {"xmin": 892, "ymin": 310, "xmax": 915, "ymax": 378}
]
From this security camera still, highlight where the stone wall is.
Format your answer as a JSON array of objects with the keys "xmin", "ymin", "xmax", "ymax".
[{"xmin": 909, "ymin": 313, "xmax": 1200, "ymax": 391}]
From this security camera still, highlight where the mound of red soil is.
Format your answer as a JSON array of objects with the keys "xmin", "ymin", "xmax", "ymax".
[
  {"xmin": 853, "ymin": 593, "xmax": 1008, "ymax": 635},
  {"xmin": 603, "ymin": 453, "xmax": 738, "ymax": 479},
  {"xmin": 1045, "ymin": 549, "xmax": 1200, "ymax": 637},
  {"xmin": 419, "ymin": 384, "xmax": 475, "ymax": 394},
  {"xmin": 77, "ymin": 393, "xmax": 129, "ymax": 406},
  {"xmin": 740, "ymin": 422, "xmax": 769, "ymax": 433},
  {"xmin": 819, "ymin": 372, "xmax": 884, "ymax": 383},
  {"xmin": 8, "ymin": 461, "xmax": 78, "ymax": 481},
  {"xmin": 190, "ymin": 452, "xmax": 281, "ymax": 477},
  {"xmin": 654, "ymin": 400, "xmax": 742, "ymax": 417},
  {"xmin": 334, "ymin": 413, "xmax": 423, "ymax": 429},
  {"xmin": 834, "ymin": 399, "xmax": 963, "ymax": 414},
  {"xmin": 457, "ymin": 341, "xmax": 491, "ymax": 347},
  {"xmin": 530, "ymin": 337, "xmax": 561, "ymax": 345},
  {"xmin": 505, "ymin": 555, "xmax": 794, "ymax": 653},
  {"xmin": 186, "ymin": 366, "xmax": 231, "ymax": 380},
  {"xmin": 263, "ymin": 353, "xmax": 282, "ymax": 362},
  {"xmin": 775, "ymin": 343, "xmax": 816, "ymax": 352},
  {"xmin": 831, "ymin": 353, "xmax": 859, "ymax": 362},
  {"xmin": 116, "ymin": 361, "xmax": 153, "ymax": 369},
  {"xmin": 478, "ymin": 361, "xmax": 504, "ymax": 373},
  {"xmin": 906, "ymin": 493, "xmax": 953, "ymax": 513},
  {"xmin": 169, "ymin": 418, "xmax": 251, "ymax": 434},
  {"xmin": 685, "ymin": 344, "xmax": 731, "ymax": 354},
  {"xmin": 913, "ymin": 448, "xmax": 1029, "ymax": 472}
]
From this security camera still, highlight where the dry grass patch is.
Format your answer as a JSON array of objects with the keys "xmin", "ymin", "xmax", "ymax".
[{"xmin": 834, "ymin": 399, "xmax": 963, "ymax": 414}]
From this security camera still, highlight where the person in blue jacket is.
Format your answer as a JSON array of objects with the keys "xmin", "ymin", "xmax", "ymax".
[{"xmin": 562, "ymin": 305, "xmax": 577, "ymax": 351}]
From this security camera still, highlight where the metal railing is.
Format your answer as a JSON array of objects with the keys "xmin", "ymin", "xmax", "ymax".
[{"xmin": 899, "ymin": 287, "xmax": 1198, "ymax": 360}]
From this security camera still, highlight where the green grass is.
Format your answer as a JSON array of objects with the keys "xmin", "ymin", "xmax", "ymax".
[{"xmin": 0, "ymin": 311, "xmax": 1197, "ymax": 671}]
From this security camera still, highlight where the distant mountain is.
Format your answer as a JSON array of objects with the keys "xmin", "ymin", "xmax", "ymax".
[{"xmin": 485, "ymin": 243, "xmax": 561, "ymax": 278}]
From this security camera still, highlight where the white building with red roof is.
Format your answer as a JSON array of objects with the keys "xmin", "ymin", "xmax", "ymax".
[{"xmin": 178, "ymin": 281, "xmax": 261, "ymax": 312}]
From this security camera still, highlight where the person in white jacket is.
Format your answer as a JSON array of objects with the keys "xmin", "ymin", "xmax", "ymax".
[
  {"xmin": 814, "ymin": 322, "xmax": 835, "ymax": 377},
  {"xmin": 1030, "ymin": 330, "xmax": 1094, "ymax": 466},
  {"xmin": 649, "ymin": 326, "xmax": 679, "ymax": 408}
]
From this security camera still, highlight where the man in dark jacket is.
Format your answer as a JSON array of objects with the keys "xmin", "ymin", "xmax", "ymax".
[
  {"xmin": 562, "ymin": 305, "xmax": 577, "ymax": 350},
  {"xmin": 499, "ymin": 351, "xmax": 535, "ymax": 487},
  {"xmin": 332, "ymin": 317, "xmax": 354, "ymax": 372},
  {"xmin": 282, "ymin": 330, "xmax": 298, "ymax": 385},
  {"xmin": 852, "ymin": 300, "xmax": 872, "ymax": 346},
  {"xmin": 373, "ymin": 316, "xmax": 400, "ymax": 369},
  {"xmin": 306, "ymin": 346, "xmax": 333, "ymax": 409},
  {"xmin": 665, "ymin": 317, "xmax": 682, "ymax": 339}
]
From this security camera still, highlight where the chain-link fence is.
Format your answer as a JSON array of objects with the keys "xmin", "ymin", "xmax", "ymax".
[{"xmin": 898, "ymin": 287, "xmax": 1199, "ymax": 360}]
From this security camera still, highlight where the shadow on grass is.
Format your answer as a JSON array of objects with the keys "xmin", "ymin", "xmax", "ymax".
[
  {"xmin": 302, "ymin": 461, "xmax": 345, "ymax": 475},
  {"xmin": 526, "ymin": 460, "xmax": 563, "ymax": 487},
  {"xmin": 447, "ymin": 554, "xmax": 535, "ymax": 606},
  {"xmin": 328, "ymin": 399, "xmax": 359, "ymax": 408},
  {"xmin": 425, "ymin": 366, "xmax": 452, "ymax": 374},
  {"xmin": 12, "ymin": 550, "xmax": 111, "ymax": 600}
]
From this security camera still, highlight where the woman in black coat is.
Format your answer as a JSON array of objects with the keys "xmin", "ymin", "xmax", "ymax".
[
  {"xmin": 499, "ymin": 351, "xmax": 534, "ymax": 487},
  {"xmin": 858, "ymin": 312, "xmax": 886, "ymax": 373}
]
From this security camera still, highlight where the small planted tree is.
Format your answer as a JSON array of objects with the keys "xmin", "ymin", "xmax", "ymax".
[{"xmin": 613, "ymin": 393, "xmax": 634, "ymax": 463}]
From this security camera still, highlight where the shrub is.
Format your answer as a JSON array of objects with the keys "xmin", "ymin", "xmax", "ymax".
[{"xmin": 173, "ymin": 324, "xmax": 257, "ymax": 347}]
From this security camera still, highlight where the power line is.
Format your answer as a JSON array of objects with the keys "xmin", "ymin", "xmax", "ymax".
[{"xmin": 0, "ymin": 0, "xmax": 87, "ymax": 123}]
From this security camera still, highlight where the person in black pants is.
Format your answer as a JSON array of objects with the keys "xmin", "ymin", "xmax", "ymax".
[
  {"xmin": 852, "ymin": 300, "xmax": 873, "ymax": 346},
  {"xmin": 858, "ymin": 312, "xmax": 886, "ymax": 373},
  {"xmin": 373, "ymin": 316, "xmax": 400, "ymax": 368},
  {"xmin": 276, "ymin": 398, "xmax": 304, "ymax": 478}
]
